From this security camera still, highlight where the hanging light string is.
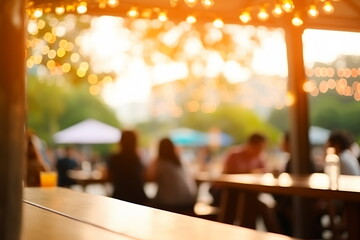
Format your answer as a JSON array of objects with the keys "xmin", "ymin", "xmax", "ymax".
[{"xmin": 27, "ymin": 0, "xmax": 339, "ymax": 27}]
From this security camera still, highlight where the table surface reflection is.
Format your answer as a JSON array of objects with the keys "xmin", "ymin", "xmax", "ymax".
[
  {"xmin": 196, "ymin": 172, "xmax": 360, "ymax": 202},
  {"xmin": 23, "ymin": 187, "xmax": 298, "ymax": 240}
]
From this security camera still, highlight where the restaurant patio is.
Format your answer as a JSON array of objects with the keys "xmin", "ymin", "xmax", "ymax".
[{"xmin": 1, "ymin": 0, "xmax": 360, "ymax": 240}]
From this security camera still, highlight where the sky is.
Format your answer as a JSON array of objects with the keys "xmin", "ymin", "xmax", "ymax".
[{"xmin": 79, "ymin": 16, "xmax": 360, "ymax": 124}]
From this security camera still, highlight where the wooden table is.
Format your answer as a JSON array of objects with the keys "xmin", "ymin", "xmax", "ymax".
[
  {"xmin": 22, "ymin": 203, "xmax": 131, "ymax": 240},
  {"xmin": 196, "ymin": 172, "xmax": 360, "ymax": 239},
  {"xmin": 23, "ymin": 187, "xmax": 298, "ymax": 240},
  {"xmin": 68, "ymin": 170, "xmax": 109, "ymax": 187}
]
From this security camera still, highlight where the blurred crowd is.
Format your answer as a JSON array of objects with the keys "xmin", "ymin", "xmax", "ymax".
[{"xmin": 25, "ymin": 127, "xmax": 360, "ymax": 238}]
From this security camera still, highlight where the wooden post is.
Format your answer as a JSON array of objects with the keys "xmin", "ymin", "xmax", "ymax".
[
  {"xmin": 285, "ymin": 25, "xmax": 312, "ymax": 176},
  {"xmin": 0, "ymin": 0, "xmax": 26, "ymax": 239},
  {"xmin": 284, "ymin": 20, "xmax": 317, "ymax": 239}
]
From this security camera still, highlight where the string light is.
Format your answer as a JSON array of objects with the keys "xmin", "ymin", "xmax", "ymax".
[
  {"xmin": 55, "ymin": 6, "xmax": 65, "ymax": 15},
  {"xmin": 98, "ymin": 0, "xmax": 107, "ymax": 9},
  {"xmin": 33, "ymin": 8, "xmax": 43, "ymax": 18},
  {"xmin": 307, "ymin": 4, "xmax": 319, "ymax": 18},
  {"xmin": 158, "ymin": 11, "xmax": 168, "ymax": 22},
  {"xmin": 186, "ymin": 15, "xmax": 197, "ymax": 24},
  {"xmin": 76, "ymin": 2, "xmax": 87, "ymax": 14},
  {"xmin": 257, "ymin": 7, "xmax": 269, "ymax": 21},
  {"xmin": 127, "ymin": 7, "xmax": 139, "ymax": 18},
  {"xmin": 239, "ymin": 11, "xmax": 251, "ymax": 24},
  {"xmin": 282, "ymin": 0, "xmax": 294, "ymax": 13},
  {"xmin": 66, "ymin": 4, "xmax": 75, "ymax": 12},
  {"xmin": 184, "ymin": 0, "xmax": 198, "ymax": 8},
  {"xmin": 169, "ymin": 0, "xmax": 179, "ymax": 7},
  {"xmin": 107, "ymin": 0, "xmax": 119, "ymax": 8},
  {"xmin": 322, "ymin": 1, "xmax": 334, "ymax": 14},
  {"xmin": 272, "ymin": 4, "xmax": 283, "ymax": 17},
  {"xmin": 212, "ymin": 18, "xmax": 223, "ymax": 28},
  {"xmin": 201, "ymin": 0, "xmax": 214, "ymax": 9},
  {"xmin": 291, "ymin": 14, "xmax": 303, "ymax": 26},
  {"xmin": 27, "ymin": 0, "xmax": 340, "ymax": 33}
]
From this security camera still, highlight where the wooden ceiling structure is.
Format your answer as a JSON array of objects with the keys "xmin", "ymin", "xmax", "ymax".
[
  {"xmin": 28, "ymin": 0, "xmax": 360, "ymax": 31},
  {"xmin": 1, "ymin": 0, "xmax": 360, "ymax": 239}
]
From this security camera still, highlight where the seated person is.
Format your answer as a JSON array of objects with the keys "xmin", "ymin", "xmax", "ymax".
[
  {"xmin": 56, "ymin": 147, "xmax": 79, "ymax": 187},
  {"xmin": 147, "ymin": 138, "xmax": 197, "ymax": 214},
  {"xmin": 210, "ymin": 133, "xmax": 267, "ymax": 206},
  {"xmin": 326, "ymin": 129, "xmax": 360, "ymax": 176}
]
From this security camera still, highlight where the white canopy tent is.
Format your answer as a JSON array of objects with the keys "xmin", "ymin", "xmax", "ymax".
[
  {"xmin": 309, "ymin": 126, "xmax": 331, "ymax": 145},
  {"xmin": 53, "ymin": 118, "xmax": 121, "ymax": 144}
]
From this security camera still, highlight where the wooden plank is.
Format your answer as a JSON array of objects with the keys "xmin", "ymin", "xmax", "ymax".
[
  {"xmin": 23, "ymin": 187, "xmax": 298, "ymax": 240},
  {"xmin": 21, "ymin": 203, "xmax": 132, "ymax": 240}
]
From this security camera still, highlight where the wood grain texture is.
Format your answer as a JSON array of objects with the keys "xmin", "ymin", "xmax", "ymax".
[
  {"xmin": 21, "ymin": 203, "xmax": 131, "ymax": 240},
  {"xmin": 23, "ymin": 187, "xmax": 298, "ymax": 240}
]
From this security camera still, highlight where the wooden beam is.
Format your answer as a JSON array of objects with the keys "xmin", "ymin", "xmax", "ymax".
[{"xmin": 0, "ymin": 0, "xmax": 26, "ymax": 239}]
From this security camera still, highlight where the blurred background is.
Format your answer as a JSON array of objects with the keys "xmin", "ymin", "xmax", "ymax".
[{"xmin": 26, "ymin": 14, "xmax": 360, "ymax": 172}]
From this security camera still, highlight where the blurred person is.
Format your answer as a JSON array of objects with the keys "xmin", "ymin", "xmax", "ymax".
[
  {"xmin": 209, "ymin": 133, "xmax": 280, "ymax": 230},
  {"xmin": 25, "ymin": 130, "xmax": 51, "ymax": 187},
  {"xmin": 326, "ymin": 129, "xmax": 360, "ymax": 176},
  {"xmin": 222, "ymin": 133, "xmax": 267, "ymax": 174},
  {"xmin": 210, "ymin": 133, "xmax": 268, "ymax": 205},
  {"xmin": 56, "ymin": 146, "xmax": 80, "ymax": 187},
  {"xmin": 146, "ymin": 138, "xmax": 197, "ymax": 214},
  {"xmin": 107, "ymin": 130, "xmax": 148, "ymax": 205}
]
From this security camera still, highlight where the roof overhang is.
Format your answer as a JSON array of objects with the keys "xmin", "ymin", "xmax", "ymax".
[{"xmin": 30, "ymin": 0, "xmax": 360, "ymax": 32}]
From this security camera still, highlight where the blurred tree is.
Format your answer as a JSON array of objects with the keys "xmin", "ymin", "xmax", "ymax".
[
  {"xmin": 180, "ymin": 104, "xmax": 280, "ymax": 145},
  {"xmin": 27, "ymin": 74, "xmax": 120, "ymax": 145},
  {"xmin": 268, "ymin": 55, "xmax": 360, "ymax": 142}
]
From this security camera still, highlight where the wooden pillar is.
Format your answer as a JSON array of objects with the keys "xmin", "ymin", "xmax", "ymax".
[
  {"xmin": 285, "ymin": 25, "xmax": 312, "ymax": 175},
  {"xmin": 0, "ymin": 0, "xmax": 26, "ymax": 239},
  {"xmin": 284, "ymin": 22, "xmax": 316, "ymax": 239}
]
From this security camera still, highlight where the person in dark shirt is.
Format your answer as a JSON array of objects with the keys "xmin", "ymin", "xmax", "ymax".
[
  {"xmin": 56, "ymin": 147, "xmax": 79, "ymax": 187},
  {"xmin": 107, "ymin": 130, "xmax": 148, "ymax": 205}
]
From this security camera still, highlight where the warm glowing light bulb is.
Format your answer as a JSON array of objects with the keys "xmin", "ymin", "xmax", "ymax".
[
  {"xmin": 323, "ymin": 1, "xmax": 334, "ymax": 14},
  {"xmin": 158, "ymin": 12, "xmax": 168, "ymax": 22},
  {"xmin": 186, "ymin": 15, "xmax": 197, "ymax": 24},
  {"xmin": 257, "ymin": 7, "xmax": 269, "ymax": 21},
  {"xmin": 33, "ymin": 8, "xmax": 43, "ymax": 18},
  {"xmin": 107, "ymin": 0, "xmax": 119, "ymax": 8},
  {"xmin": 127, "ymin": 7, "xmax": 139, "ymax": 18},
  {"xmin": 239, "ymin": 11, "xmax": 251, "ymax": 23},
  {"xmin": 141, "ymin": 9, "xmax": 152, "ymax": 18},
  {"xmin": 307, "ymin": 5, "xmax": 319, "ymax": 18},
  {"xmin": 76, "ymin": 2, "xmax": 87, "ymax": 14},
  {"xmin": 98, "ymin": 0, "xmax": 107, "ymax": 9},
  {"xmin": 55, "ymin": 6, "xmax": 65, "ymax": 15},
  {"xmin": 282, "ymin": 0, "xmax": 294, "ymax": 13},
  {"xmin": 184, "ymin": 0, "xmax": 198, "ymax": 8},
  {"xmin": 272, "ymin": 4, "xmax": 283, "ymax": 17},
  {"xmin": 201, "ymin": 0, "xmax": 214, "ymax": 9},
  {"xmin": 66, "ymin": 4, "xmax": 75, "ymax": 12},
  {"xmin": 212, "ymin": 18, "xmax": 224, "ymax": 28},
  {"xmin": 169, "ymin": 0, "xmax": 179, "ymax": 7},
  {"xmin": 292, "ymin": 15, "xmax": 303, "ymax": 26}
]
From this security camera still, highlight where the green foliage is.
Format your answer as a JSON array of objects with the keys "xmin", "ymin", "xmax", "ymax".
[
  {"xmin": 27, "ymin": 74, "xmax": 120, "ymax": 147},
  {"xmin": 179, "ymin": 104, "xmax": 280, "ymax": 145},
  {"xmin": 58, "ymin": 84, "xmax": 120, "ymax": 130},
  {"xmin": 268, "ymin": 88, "xmax": 360, "ymax": 143}
]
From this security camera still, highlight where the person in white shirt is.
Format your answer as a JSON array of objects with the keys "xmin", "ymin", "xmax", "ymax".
[{"xmin": 326, "ymin": 129, "xmax": 360, "ymax": 176}]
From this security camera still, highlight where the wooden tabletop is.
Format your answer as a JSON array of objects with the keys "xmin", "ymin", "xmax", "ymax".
[
  {"xmin": 23, "ymin": 187, "xmax": 298, "ymax": 240},
  {"xmin": 196, "ymin": 172, "xmax": 360, "ymax": 202},
  {"xmin": 22, "ymin": 203, "xmax": 131, "ymax": 240}
]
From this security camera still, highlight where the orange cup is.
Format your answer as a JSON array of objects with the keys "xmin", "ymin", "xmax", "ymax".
[{"xmin": 40, "ymin": 171, "xmax": 58, "ymax": 187}]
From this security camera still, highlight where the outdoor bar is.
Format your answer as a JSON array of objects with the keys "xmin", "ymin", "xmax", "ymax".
[{"xmin": 1, "ymin": 0, "xmax": 360, "ymax": 240}]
